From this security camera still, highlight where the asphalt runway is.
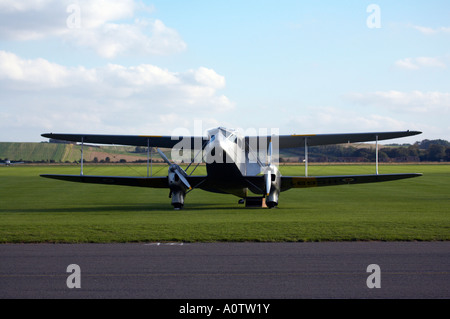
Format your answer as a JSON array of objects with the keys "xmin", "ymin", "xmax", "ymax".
[{"xmin": 0, "ymin": 242, "xmax": 449, "ymax": 299}]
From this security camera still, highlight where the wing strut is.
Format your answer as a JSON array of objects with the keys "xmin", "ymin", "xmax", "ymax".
[
  {"xmin": 147, "ymin": 138, "xmax": 150, "ymax": 177},
  {"xmin": 376, "ymin": 135, "xmax": 379, "ymax": 175},
  {"xmin": 80, "ymin": 137, "xmax": 84, "ymax": 176},
  {"xmin": 305, "ymin": 137, "xmax": 308, "ymax": 177}
]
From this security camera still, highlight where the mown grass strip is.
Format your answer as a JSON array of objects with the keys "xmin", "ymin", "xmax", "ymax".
[{"xmin": 0, "ymin": 164, "xmax": 448, "ymax": 243}]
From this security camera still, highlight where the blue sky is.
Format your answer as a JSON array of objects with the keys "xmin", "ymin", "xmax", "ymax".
[{"xmin": 1, "ymin": 0, "xmax": 449, "ymax": 143}]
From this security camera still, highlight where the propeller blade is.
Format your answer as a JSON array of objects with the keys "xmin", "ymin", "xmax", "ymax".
[
  {"xmin": 264, "ymin": 139, "xmax": 274, "ymax": 196},
  {"xmin": 267, "ymin": 139, "xmax": 272, "ymax": 165},
  {"xmin": 265, "ymin": 172, "xmax": 271, "ymax": 196},
  {"xmin": 176, "ymin": 170, "xmax": 192, "ymax": 190},
  {"xmin": 157, "ymin": 148, "xmax": 171, "ymax": 165},
  {"xmin": 157, "ymin": 147, "xmax": 191, "ymax": 189}
]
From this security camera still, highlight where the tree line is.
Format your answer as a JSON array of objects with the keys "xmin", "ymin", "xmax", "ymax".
[{"xmin": 280, "ymin": 139, "xmax": 450, "ymax": 163}]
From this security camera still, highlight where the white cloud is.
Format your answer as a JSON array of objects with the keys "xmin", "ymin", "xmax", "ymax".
[
  {"xmin": 283, "ymin": 105, "xmax": 433, "ymax": 144},
  {"xmin": 76, "ymin": 0, "xmax": 136, "ymax": 29},
  {"xmin": 412, "ymin": 25, "xmax": 450, "ymax": 35},
  {"xmin": 395, "ymin": 57, "xmax": 446, "ymax": 70},
  {"xmin": 0, "ymin": 51, "xmax": 234, "ymax": 140},
  {"xmin": 344, "ymin": 90, "xmax": 450, "ymax": 114},
  {"xmin": 0, "ymin": 51, "xmax": 231, "ymax": 102},
  {"xmin": 0, "ymin": 51, "xmax": 71, "ymax": 88},
  {"xmin": 192, "ymin": 67, "xmax": 226, "ymax": 89},
  {"xmin": 331, "ymin": 90, "xmax": 450, "ymax": 141},
  {"xmin": 0, "ymin": 0, "xmax": 55, "ymax": 13},
  {"xmin": 287, "ymin": 106, "xmax": 412, "ymax": 133},
  {"xmin": 65, "ymin": 18, "xmax": 186, "ymax": 58},
  {"xmin": 0, "ymin": 0, "xmax": 186, "ymax": 58}
]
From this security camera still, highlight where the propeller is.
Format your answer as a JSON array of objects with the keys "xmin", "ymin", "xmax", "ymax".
[
  {"xmin": 157, "ymin": 148, "xmax": 192, "ymax": 190},
  {"xmin": 157, "ymin": 147, "xmax": 172, "ymax": 165},
  {"xmin": 263, "ymin": 138, "xmax": 281, "ymax": 208},
  {"xmin": 265, "ymin": 139, "xmax": 274, "ymax": 196}
]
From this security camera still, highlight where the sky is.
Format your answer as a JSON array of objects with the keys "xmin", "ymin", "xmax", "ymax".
[{"xmin": 0, "ymin": 0, "xmax": 449, "ymax": 144}]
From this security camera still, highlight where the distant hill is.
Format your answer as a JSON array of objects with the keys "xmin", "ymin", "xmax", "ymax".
[{"xmin": 0, "ymin": 142, "xmax": 153, "ymax": 163}]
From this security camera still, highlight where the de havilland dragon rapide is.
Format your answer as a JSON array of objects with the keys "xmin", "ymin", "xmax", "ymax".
[{"xmin": 41, "ymin": 127, "xmax": 422, "ymax": 209}]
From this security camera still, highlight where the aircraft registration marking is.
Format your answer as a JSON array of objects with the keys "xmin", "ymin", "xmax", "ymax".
[{"xmin": 291, "ymin": 177, "xmax": 318, "ymax": 188}]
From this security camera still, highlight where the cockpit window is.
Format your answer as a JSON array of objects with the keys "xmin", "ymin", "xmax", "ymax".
[{"xmin": 227, "ymin": 135, "xmax": 237, "ymax": 144}]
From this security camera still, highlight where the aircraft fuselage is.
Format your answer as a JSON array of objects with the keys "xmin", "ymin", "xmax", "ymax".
[{"xmin": 198, "ymin": 127, "xmax": 276, "ymax": 198}]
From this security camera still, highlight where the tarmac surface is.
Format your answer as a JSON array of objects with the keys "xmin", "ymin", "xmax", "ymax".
[{"xmin": 0, "ymin": 242, "xmax": 449, "ymax": 299}]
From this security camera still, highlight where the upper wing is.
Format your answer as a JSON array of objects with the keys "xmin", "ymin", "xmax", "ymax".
[
  {"xmin": 43, "ymin": 130, "xmax": 422, "ymax": 149},
  {"xmin": 274, "ymin": 131, "xmax": 422, "ymax": 149},
  {"xmin": 41, "ymin": 133, "xmax": 206, "ymax": 148}
]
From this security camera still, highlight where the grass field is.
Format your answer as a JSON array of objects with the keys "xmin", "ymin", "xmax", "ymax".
[{"xmin": 0, "ymin": 164, "xmax": 449, "ymax": 243}]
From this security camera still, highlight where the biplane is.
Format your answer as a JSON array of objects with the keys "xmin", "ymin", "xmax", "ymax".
[{"xmin": 41, "ymin": 127, "xmax": 422, "ymax": 209}]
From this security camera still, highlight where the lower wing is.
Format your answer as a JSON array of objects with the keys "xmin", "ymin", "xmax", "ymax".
[
  {"xmin": 243, "ymin": 173, "xmax": 421, "ymax": 194},
  {"xmin": 40, "ymin": 174, "xmax": 207, "ymax": 189},
  {"xmin": 280, "ymin": 173, "xmax": 422, "ymax": 191},
  {"xmin": 41, "ymin": 173, "xmax": 422, "ymax": 195}
]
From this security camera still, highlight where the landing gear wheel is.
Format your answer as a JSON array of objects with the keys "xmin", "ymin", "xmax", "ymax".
[
  {"xmin": 266, "ymin": 202, "xmax": 278, "ymax": 209},
  {"xmin": 173, "ymin": 203, "xmax": 184, "ymax": 210}
]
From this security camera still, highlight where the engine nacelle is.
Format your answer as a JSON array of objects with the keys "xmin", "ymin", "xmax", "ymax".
[
  {"xmin": 168, "ymin": 165, "xmax": 185, "ymax": 189},
  {"xmin": 265, "ymin": 166, "xmax": 281, "ymax": 208},
  {"xmin": 168, "ymin": 164, "xmax": 189, "ymax": 209},
  {"xmin": 171, "ymin": 189, "xmax": 186, "ymax": 210}
]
